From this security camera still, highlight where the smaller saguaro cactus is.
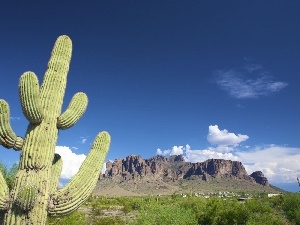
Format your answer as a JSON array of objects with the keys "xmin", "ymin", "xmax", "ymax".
[{"xmin": 0, "ymin": 35, "xmax": 110, "ymax": 224}]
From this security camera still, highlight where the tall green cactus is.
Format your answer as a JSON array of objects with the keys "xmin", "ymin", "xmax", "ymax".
[{"xmin": 0, "ymin": 35, "xmax": 110, "ymax": 224}]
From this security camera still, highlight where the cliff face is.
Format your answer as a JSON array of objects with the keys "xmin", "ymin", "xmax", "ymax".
[
  {"xmin": 184, "ymin": 159, "xmax": 252, "ymax": 181},
  {"xmin": 102, "ymin": 154, "xmax": 269, "ymax": 186},
  {"xmin": 250, "ymin": 171, "xmax": 269, "ymax": 186}
]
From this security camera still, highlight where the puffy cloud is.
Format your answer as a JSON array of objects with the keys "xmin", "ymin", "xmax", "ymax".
[
  {"xmin": 55, "ymin": 146, "xmax": 86, "ymax": 179},
  {"xmin": 214, "ymin": 64, "xmax": 288, "ymax": 99},
  {"xmin": 170, "ymin": 146, "xmax": 184, "ymax": 155},
  {"xmin": 157, "ymin": 146, "xmax": 185, "ymax": 156},
  {"xmin": 156, "ymin": 148, "xmax": 170, "ymax": 156},
  {"xmin": 236, "ymin": 145, "xmax": 300, "ymax": 183},
  {"xmin": 185, "ymin": 148, "xmax": 239, "ymax": 163},
  {"xmin": 207, "ymin": 125, "xmax": 248, "ymax": 147}
]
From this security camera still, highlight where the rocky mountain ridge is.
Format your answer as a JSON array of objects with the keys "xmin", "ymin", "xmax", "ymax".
[{"xmin": 100, "ymin": 154, "xmax": 269, "ymax": 186}]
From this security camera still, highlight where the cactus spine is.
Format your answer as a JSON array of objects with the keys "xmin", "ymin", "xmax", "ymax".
[{"xmin": 0, "ymin": 35, "xmax": 110, "ymax": 224}]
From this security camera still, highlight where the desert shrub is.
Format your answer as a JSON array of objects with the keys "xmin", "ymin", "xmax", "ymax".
[
  {"xmin": 122, "ymin": 200, "xmax": 142, "ymax": 214},
  {"xmin": 0, "ymin": 162, "xmax": 19, "ymax": 221},
  {"xmin": 179, "ymin": 197, "xmax": 207, "ymax": 219},
  {"xmin": 245, "ymin": 197, "xmax": 273, "ymax": 214},
  {"xmin": 130, "ymin": 203, "xmax": 197, "ymax": 225},
  {"xmin": 47, "ymin": 211, "xmax": 88, "ymax": 225},
  {"xmin": 122, "ymin": 203, "xmax": 134, "ymax": 214},
  {"xmin": 217, "ymin": 200, "xmax": 248, "ymax": 225},
  {"xmin": 122, "ymin": 197, "xmax": 143, "ymax": 210},
  {"xmin": 268, "ymin": 194, "xmax": 284, "ymax": 209},
  {"xmin": 244, "ymin": 198, "xmax": 285, "ymax": 225},
  {"xmin": 90, "ymin": 216, "xmax": 125, "ymax": 225},
  {"xmin": 197, "ymin": 198, "xmax": 249, "ymax": 225},
  {"xmin": 282, "ymin": 193, "xmax": 300, "ymax": 225},
  {"xmin": 0, "ymin": 161, "xmax": 18, "ymax": 190},
  {"xmin": 90, "ymin": 196, "xmax": 119, "ymax": 216},
  {"xmin": 246, "ymin": 212, "xmax": 285, "ymax": 225},
  {"xmin": 91, "ymin": 205, "xmax": 104, "ymax": 216},
  {"xmin": 89, "ymin": 196, "xmax": 143, "ymax": 216}
]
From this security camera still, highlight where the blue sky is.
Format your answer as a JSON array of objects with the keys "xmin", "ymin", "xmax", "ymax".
[{"xmin": 0, "ymin": 1, "xmax": 299, "ymax": 192}]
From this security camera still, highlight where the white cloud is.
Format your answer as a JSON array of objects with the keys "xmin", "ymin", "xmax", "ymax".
[
  {"xmin": 101, "ymin": 160, "xmax": 114, "ymax": 174},
  {"xmin": 170, "ymin": 146, "xmax": 184, "ymax": 155},
  {"xmin": 157, "ymin": 146, "xmax": 185, "ymax": 156},
  {"xmin": 185, "ymin": 147, "xmax": 239, "ymax": 163},
  {"xmin": 236, "ymin": 145, "xmax": 300, "ymax": 183},
  {"xmin": 214, "ymin": 63, "xmax": 288, "ymax": 99},
  {"xmin": 101, "ymin": 162, "xmax": 106, "ymax": 174},
  {"xmin": 10, "ymin": 116, "xmax": 20, "ymax": 120},
  {"xmin": 207, "ymin": 125, "xmax": 248, "ymax": 147},
  {"xmin": 80, "ymin": 137, "xmax": 87, "ymax": 144},
  {"xmin": 55, "ymin": 146, "xmax": 86, "ymax": 179},
  {"xmin": 156, "ymin": 125, "xmax": 300, "ymax": 184},
  {"xmin": 156, "ymin": 148, "xmax": 171, "ymax": 156}
]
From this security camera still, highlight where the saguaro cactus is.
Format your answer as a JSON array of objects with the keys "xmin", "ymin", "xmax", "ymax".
[{"xmin": 0, "ymin": 35, "xmax": 110, "ymax": 224}]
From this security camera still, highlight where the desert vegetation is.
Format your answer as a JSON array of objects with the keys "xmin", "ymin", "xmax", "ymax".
[
  {"xmin": 0, "ymin": 161, "xmax": 18, "ymax": 191},
  {"xmin": 47, "ymin": 192, "xmax": 300, "ymax": 225},
  {"xmin": 4, "ymin": 161, "xmax": 298, "ymax": 225}
]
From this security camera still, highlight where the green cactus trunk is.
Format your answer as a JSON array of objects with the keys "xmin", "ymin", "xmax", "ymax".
[{"xmin": 0, "ymin": 36, "xmax": 110, "ymax": 224}]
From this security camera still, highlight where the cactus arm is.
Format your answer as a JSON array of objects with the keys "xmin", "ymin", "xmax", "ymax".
[
  {"xmin": 19, "ymin": 72, "xmax": 44, "ymax": 124},
  {"xmin": 48, "ymin": 131, "xmax": 110, "ymax": 216},
  {"xmin": 40, "ymin": 35, "xmax": 72, "ymax": 114},
  {"xmin": 0, "ymin": 100, "xmax": 24, "ymax": 150},
  {"xmin": 50, "ymin": 154, "xmax": 63, "ymax": 194},
  {"xmin": 57, "ymin": 92, "xmax": 88, "ymax": 130},
  {"xmin": 0, "ymin": 171, "xmax": 9, "ymax": 210}
]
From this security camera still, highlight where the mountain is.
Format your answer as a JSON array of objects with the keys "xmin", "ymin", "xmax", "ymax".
[{"xmin": 94, "ymin": 154, "xmax": 280, "ymax": 196}]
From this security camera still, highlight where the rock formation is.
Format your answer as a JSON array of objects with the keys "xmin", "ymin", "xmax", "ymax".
[
  {"xmin": 101, "ymin": 154, "xmax": 269, "ymax": 186},
  {"xmin": 250, "ymin": 171, "xmax": 269, "ymax": 186}
]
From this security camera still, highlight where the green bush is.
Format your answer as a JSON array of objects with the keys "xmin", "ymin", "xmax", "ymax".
[
  {"xmin": 131, "ymin": 203, "xmax": 197, "ymax": 225},
  {"xmin": 47, "ymin": 211, "xmax": 88, "ymax": 225},
  {"xmin": 282, "ymin": 193, "xmax": 300, "ymax": 225},
  {"xmin": 245, "ymin": 198, "xmax": 273, "ymax": 214},
  {"xmin": 246, "ymin": 212, "xmax": 285, "ymax": 225},
  {"xmin": 0, "ymin": 161, "xmax": 18, "ymax": 190},
  {"xmin": 180, "ymin": 196, "xmax": 206, "ymax": 219},
  {"xmin": 245, "ymin": 198, "xmax": 285, "ymax": 225},
  {"xmin": 90, "ymin": 216, "xmax": 125, "ymax": 225},
  {"xmin": 47, "ymin": 193, "xmax": 297, "ymax": 225},
  {"xmin": 122, "ymin": 203, "xmax": 134, "ymax": 214},
  {"xmin": 197, "ymin": 198, "xmax": 248, "ymax": 225}
]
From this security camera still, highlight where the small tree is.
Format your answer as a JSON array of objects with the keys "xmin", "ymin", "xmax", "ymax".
[{"xmin": 0, "ymin": 161, "xmax": 18, "ymax": 190}]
